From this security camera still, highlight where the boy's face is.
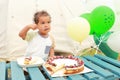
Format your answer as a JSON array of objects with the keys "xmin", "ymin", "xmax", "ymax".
[{"xmin": 37, "ymin": 16, "xmax": 51, "ymax": 35}]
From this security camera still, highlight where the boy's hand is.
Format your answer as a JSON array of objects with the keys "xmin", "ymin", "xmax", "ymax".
[
  {"xmin": 28, "ymin": 24, "xmax": 38, "ymax": 30},
  {"xmin": 19, "ymin": 24, "xmax": 38, "ymax": 40},
  {"xmin": 48, "ymin": 55, "xmax": 55, "ymax": 59}
]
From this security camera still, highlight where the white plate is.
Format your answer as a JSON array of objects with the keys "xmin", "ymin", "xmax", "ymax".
[
  {"xmin": 43, "ymin": 58, "xmax": 93, "ymax": 77},
  {"xmin": 17, "ymin": 56, "xmax": 44, "ymax": 67},
  {"xmin": 43, "ymin": 64, "xmax": 93, "ymax": 77}
]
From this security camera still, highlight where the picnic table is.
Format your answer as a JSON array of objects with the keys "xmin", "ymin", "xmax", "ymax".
[{"xmin": 0, "ymin": 54, "xmax": 120, "ymax": 80}]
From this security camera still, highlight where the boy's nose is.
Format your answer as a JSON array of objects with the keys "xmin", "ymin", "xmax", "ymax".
[{"xmin": 45, "ymin": 23, "xmax": 49, "ymax": 27}]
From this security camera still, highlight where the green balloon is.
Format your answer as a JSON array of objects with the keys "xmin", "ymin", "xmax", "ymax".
[
  {"xmin": 91, "ymin": 6, "xmax": 115, "ymax": 36},
  {"xmin": 81, "ymin": 13, "xmax": 94, "ymax": 35},
  {"xmin": 94, "ymin": 32, "xmax": 119, "ymax": 60}
]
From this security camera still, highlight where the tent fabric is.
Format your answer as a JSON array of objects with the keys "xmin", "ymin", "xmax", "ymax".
[
  {"xmin": 0, "ymin": 0, "xmax": 8, "ymax": 58},
  {"xmin": 0, "ymin": 0, "xmax": 119, "ymax": 61}
]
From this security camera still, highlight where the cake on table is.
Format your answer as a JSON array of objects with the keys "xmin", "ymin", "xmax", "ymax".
[
  {"xmin": 45, "ymin": 55, "xmax": 84, "ymax": 74},
  {"xmin": 24, "ymin": 56, "xmax": 38, "ymax": 65},
  {"xmin": 24, "ymin": 57, "xmax": 32, "ymax": 64}
]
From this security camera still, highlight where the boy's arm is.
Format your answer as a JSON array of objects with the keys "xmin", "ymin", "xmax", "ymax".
[
  {"xmin": 19, "ymin": 25, "xmax": 31, "ymax": 40},
  {"xmin": 19, "ymin": 24, "xmax": 37, "ymax": 40},
  {"xmin": 49, "ymin": 34, "xmax": 55, "ymax": 57},
  {"xmin": 49, "ymin": 47, "xmax": 55, "ymax": 57}
]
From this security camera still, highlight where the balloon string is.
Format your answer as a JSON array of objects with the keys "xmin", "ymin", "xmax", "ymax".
[
  {"xmin": 95, "ymin": 32, "xmax": 108, "ymax": 54},
  {"xmin": 95, "ymin": 37, "xmax": 103, "ymax": 54},
  {"xmin": 94, "ymin": 36, "xmax": 100, "ymax": 54}
]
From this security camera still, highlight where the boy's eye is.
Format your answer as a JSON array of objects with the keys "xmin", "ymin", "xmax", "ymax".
[
  {"xmin": 41, "ymin": 22, "xmax": 45, "ymax": 24},
  {"xmin": 48, "ymin": 21, "xmax": 51, "ymax": 23}
]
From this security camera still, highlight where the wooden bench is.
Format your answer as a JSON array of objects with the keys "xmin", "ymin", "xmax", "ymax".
[
  {"xmin": 1, "ymin": 54, "xmax": 120, "ymax": 80},
  {"xmin": 0, "ymin": 62, "xmax": 7, "ymax": 80},
  {"xmin": 82, "ymin": 54, "xmax": 120, "ymax": 80}
]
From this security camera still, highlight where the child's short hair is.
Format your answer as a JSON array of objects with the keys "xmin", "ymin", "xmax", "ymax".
[{"xmin": 33, "ymin": 10, "xmax": 51, "ymax": 24}]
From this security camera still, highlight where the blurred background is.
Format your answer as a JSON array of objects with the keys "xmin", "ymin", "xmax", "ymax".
[{"xmin": 0, "ymin": 0, "xmax": 120, "ymax": 61}]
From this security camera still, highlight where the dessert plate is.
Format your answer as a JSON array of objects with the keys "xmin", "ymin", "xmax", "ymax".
[
  {"xmin": 43, "ymin": 57, "xmax": 93, "ymax": 77},
  {"xmin": 17, "ymin": 56, "xmax": 44, "ymax": 67}
]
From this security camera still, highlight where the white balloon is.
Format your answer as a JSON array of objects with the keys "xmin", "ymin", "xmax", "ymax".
[
  {"xmin": 107, "ymin": 31, "xmax": 120, "ymax": 53},
  {"xmin": 67, "ymin": 17, "xmax": 90, "ymax": 43}
]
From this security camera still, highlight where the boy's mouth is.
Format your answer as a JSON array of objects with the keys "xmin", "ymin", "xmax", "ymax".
[{"xmin": 44, "ymin": 28, "xmax": 49, "ymax": 31}]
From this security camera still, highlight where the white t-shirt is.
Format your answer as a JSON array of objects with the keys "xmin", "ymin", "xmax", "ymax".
[{"xmin": 25, "ymin": 31, "xmax": 55, "ymax": 60}]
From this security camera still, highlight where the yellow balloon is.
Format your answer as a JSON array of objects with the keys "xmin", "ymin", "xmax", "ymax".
[{"xmin": 67, "ymin": 17, "xmax": 90, "ymax": 43}]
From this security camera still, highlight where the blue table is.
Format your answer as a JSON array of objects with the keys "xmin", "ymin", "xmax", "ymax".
[{"xmin": 0, "ymin": 54, "xmax": 120, "ymax": 80}]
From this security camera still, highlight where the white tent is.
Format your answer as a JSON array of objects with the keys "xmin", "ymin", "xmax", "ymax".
[{"xmin": 0, "ymin": 0, "xmax": 120, "ymax": 61}]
